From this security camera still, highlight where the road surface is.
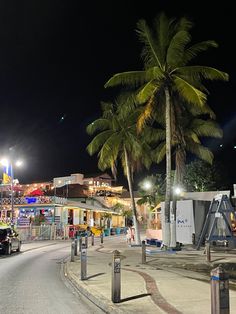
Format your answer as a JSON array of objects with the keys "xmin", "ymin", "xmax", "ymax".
[{"xmin": 0, "ymin": 242, "xmax": 104, "ymax": 314}]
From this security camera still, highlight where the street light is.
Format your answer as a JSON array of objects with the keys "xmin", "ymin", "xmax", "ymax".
[
  {"xmin": 173, "ymin": 186, "xmax": 182, "ymax": 196},
  {"xmin": 143, "ymin": 181, "xmax": 152, "ymax": 191},
  {"xmin": 0, "ymin": 158, "xmax": 23, "ymax": 224}
]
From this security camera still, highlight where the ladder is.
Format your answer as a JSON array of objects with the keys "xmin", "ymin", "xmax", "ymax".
[{"xmin": 196, "ymin": 194, "xmax": 236, "ymax": 250}]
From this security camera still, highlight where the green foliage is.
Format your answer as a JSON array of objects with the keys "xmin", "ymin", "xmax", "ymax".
[
  {"xmin": 86, "ymin": 99, "xmax": 152, "ymax": 179},
  {"xmin": 184, "ymin": 160, "xmax": 223, "ymax": 191},
  {"xmin": 33, "ymin": 214, "xmax": 46, "ymax": 226},
  {"xmin": 137, "ymin": 174, "xmax": 165, "ymax": 209}
]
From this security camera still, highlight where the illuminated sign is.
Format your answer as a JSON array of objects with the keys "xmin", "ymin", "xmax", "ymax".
[{"xmin": 25, "ymin": 197, "xmax": 37, "ymax": 204}]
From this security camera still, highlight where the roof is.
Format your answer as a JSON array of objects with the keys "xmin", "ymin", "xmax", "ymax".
[
  {"xmin": 83, "ymin": 172, "xmax": 113, "ymax": 180},
  {"xmin": 120, "ymin": 191, "xmax": 141, "ymax": 199},
  {"xmin": 183, "ymin": 191, "xmax": 230, "ymax": 201}
]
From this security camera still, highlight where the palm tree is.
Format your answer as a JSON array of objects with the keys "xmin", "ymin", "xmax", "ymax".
[
  {"xmin": 105, "ymin": 13, "xmax": 228, "ymax": 247},
  {"xmin": 152, "ymin": 106, "xmax": 223, "ymax": 246},
  {"xmin": 86, "ymin": 101, "xmax": 151, "ymax": 244}
]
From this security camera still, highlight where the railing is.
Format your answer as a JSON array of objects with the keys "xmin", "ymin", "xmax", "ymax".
[
  {"xmin": 16, "ymin": 224, "xmax": 65, "ymax": 242},
  {"xmin": 0, "ymin": 196, "xmax": 67, "ymax": 205}
]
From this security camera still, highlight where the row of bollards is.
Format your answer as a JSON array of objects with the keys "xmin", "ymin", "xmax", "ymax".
[
  {"xmin": 71, "ymin": 237, "xmax": 230, "ymax": 311},
  {"xmin": 71, "ymin": 233, "xmax": 103, "ymax": 260}
]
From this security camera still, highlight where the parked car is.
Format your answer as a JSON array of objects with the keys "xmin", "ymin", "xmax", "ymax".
[{"xmin": 0, "ymin": 226, "xmax": 21, "ymax": 255}]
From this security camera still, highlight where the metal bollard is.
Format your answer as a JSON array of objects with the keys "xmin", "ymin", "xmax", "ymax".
[
  {"xmin": 85, "ymin": 235, "xmax": 88, "ymax": 248},
  {"xmin": 211, "ymin": 264, "xmax": 229, "ymax": 314},
  {"xmin": 111, "ymin": 250, "xmax": 121, "ymax": 303},
  {"xmin": 71, "ymin": 240, "xmax": 75, "ymax": 262},
  {"xmin": 100, "ymin": 232, "xmax": 104, "ymax": 244},
  {"xmin": 74, "ymin": 238, "xmax": 78, "ymax": 256},
  {"xmin": 81, "ymin": 243, "xmax": 87, "ymax": 280},
  {"xmin": 91, "ymin": 234, "xmax": 94, "ymax": 246},
  {"xmin": 206, "ymin": 241, "xmax": 211, "ymax": 263},
  {"xmin": 79, "ymin": 237, "xmax": 82, "ymax": 252},
  {"xmin": 142, "ymin": 240, "xmax": 146, "ymax": 264}
]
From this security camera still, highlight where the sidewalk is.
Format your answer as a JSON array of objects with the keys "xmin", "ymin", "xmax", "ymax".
[{"xmin": 65, "ymin": 235, "xmax": 236, "ymax": 313}]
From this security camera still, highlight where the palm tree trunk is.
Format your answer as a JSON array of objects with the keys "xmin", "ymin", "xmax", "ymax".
[
  {"xmin": 163, "ymin": 87, "xmax": 171, "ymax": 248},
  {"xmin": 171, "ymin": 148, "xmax": 186, "ymax": 247},
  {"xmin": 170, "ymin": 171, "xmax": 177, "ymax": 248},
  {"xmin": 124, "ymin": 146, "xmax": 141, "ymax": 245}
]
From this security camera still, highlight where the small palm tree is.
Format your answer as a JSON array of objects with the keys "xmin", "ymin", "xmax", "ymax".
[
  {"xmin": 86, "ymin": 101, "xmax": 152, "ymax": 244},
  {"xmin": 105, "ymin": 13, "xmax": 228, "ymax": 247}
]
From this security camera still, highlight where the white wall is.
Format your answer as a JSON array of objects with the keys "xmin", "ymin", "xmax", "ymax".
[
  {"xmin": 53, "ymin": 173, "xmax": 84, "ymax": 187},
  {"xmin": 161, "ymin": 200, "xmax": 195, "ymax": 244}
]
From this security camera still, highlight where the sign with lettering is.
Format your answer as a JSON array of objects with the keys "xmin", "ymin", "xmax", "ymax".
[
  {"xmin": 114, "ymin": 258, "xmax": 120, "ymax": 273},
  {"xmin": 161, "ymin": 200, "xmax": 195, "ymax": 244}
]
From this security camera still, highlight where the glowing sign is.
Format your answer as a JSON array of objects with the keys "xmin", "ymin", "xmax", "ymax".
[{"xmin": 25, "ymin": 197, "xmax": 37, "ymax": 204}]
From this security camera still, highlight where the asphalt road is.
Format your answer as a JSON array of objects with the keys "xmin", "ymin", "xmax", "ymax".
[{"xmin": 0, "ymin": 242, "xmax": 104, "ymax": 314}]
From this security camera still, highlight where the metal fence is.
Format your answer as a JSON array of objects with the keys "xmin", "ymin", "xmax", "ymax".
[{"xmin": 16, "ymin": 224, "xmax": 58, "ymax": 242}]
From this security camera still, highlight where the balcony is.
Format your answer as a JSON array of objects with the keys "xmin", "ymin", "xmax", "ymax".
[{"xmin": 0, "ymin": 196, "xmax": 67, "ymax": 206}]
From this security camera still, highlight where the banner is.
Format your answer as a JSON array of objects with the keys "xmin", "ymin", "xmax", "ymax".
[
  {"xmin": 161, "ymin": 200, "xmax": 195, "ymax": 244},
  {"xmin": 176, "ymin": 200, "xmax": 195, "ymax": 244},
  {"xmin": 2, "ymin": 164, "xmax": 12, "ymax": 184}
]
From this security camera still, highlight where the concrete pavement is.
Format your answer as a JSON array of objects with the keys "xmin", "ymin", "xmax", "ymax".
[{"xmin": 65, "ymin": 235, "xmax": 236, "ymax": 313}]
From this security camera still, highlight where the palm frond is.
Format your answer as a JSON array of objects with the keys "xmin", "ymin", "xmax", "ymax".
[
  {"xmin": 100, "ymin": 101, "xmax": 114, "ymax": 111},
  {"xmin": 115, "ymin": 91, "xmax": 138, "ymax": 115},
  {"xmin": 136, "ymin": 19, "xmax": 162, "ymax": 69},
  {"xmin": 136, "ymin": 80, "xmax": 161, "ymax": 104},
  {"xmin": 98, "ymin": 133, "xmax": 122, "ymax": 166},
  {"xmin": 86, "ymin": 119, "xmax": 111, "ymax": 135},
  {"xmin": 142, "ymin": 126, "xmax": 166, "ymax": 143},
  {"xmin": 137, "ymin": 96, "xmax": 156, "ymax": 131},
  {"xmin": 86, "ymin": 130, "xmax": 114, "ymax": 155},
  {"xmin": 173, "ymin": 75, "xmax": 207, "ymax": 106},
  {"xmin": 154, "ymin": 12, "xmax": 175, "ymax": 65},
  {"xmin": 186, "ymin": 142, "xmax": 213, "ymax": 164},
  {"xmin": 175, "ymin": 16, "xmax": 193, "ymax": 32},
  {"xmin": 177, "ymin": 66, "xmax": 229, "ymax": 82},
  {"xmin": 167, "ymin": 30, "xmax": 191, "ymax": 67},
  {"xmin": 184, "ymin": 102, "xmax": 216, "ymax": 119},
  {"xmin": 104, "ymin": 71, "xmax": 147, "ymax": 88},
  {"xmin": 190, "ymin": 119, "xmax": 223, "ymax": 138},
  {"xmin": 186, "ymin": 131, "xmax": 201, "ymax": 144},
  {"xmin": 153, "ymin": 142, "xmax": 166, "ymax": 163},
  {"xmin": 183, "ymin": 41, "xmax": 218, "ymax": 64}
]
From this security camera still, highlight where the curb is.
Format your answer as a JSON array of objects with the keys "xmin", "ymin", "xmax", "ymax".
[{"xmin": 64, "ymin": 261, "xmax": 124, "ymax": 314}]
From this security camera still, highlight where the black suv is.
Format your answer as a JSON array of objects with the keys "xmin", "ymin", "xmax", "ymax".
[{"xmin": 0, "ymin": 227, "xmax": 21, "ymax": 255}]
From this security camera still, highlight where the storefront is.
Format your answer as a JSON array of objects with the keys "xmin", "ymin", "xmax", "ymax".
[{"xmin": 16, "ymin": 205, "xmax": 55, "ymax": 225}]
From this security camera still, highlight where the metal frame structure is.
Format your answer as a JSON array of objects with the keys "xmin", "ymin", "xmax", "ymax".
[{"xmin": 196, "ymin": 194, "xmax": 236, "ymax": 250}]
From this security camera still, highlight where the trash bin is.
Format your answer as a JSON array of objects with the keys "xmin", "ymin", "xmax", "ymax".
[
  {"xmin": 116, "ymin": 227, "xmax": 121, "ymax": 235},
  {"xmin": 104, "ymin": 228, "xmax": 110, "ymax": 236}
]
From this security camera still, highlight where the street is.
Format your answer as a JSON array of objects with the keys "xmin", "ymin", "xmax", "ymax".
[{"xmin": 0, "ymin": 242, "xmax": 104, "ymax": 314}]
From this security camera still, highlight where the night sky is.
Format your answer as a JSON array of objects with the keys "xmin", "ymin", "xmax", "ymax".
[{"xmin": 0, "ymin": 1, "xmax": 235, "ymax": 187}]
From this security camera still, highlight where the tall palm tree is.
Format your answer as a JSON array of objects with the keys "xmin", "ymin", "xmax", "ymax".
[
  {"xmin": 86, "ymin": 101, "xmax": 151, "ymax": 244},
  {"xmin": 152, "ymin": 105, "xmax": 223, "ymax": 245},
  {"xmin": 105, "ymin": 13, "xmax": 228, "ymax": 247}
]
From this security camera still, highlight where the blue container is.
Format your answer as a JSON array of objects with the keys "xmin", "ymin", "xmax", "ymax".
[
  {"xmin": 116, "ymin": 227, "xmax": 121, "ymax": 235},
  {"xmin": 104, "ymin": 228, "xmax": 110, "ymax": 236}
]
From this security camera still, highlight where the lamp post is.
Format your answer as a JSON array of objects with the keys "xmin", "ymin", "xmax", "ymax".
[
  {"xmin": 1, "ymin": 158, "xmax": 23, "ymax": 225},
  {"xmin": 10, "ymin": 162, "xmax": 14, "ymax": 224}
]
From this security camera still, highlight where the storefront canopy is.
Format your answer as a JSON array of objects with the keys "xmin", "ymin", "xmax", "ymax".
[{"xmin": 29, "ymin": 188, "xmax": 44, "ymax": 196}]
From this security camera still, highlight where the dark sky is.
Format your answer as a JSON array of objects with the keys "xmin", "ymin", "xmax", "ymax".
[{"xmin": 0, "ymin": 1, "xmax": 235, "ymax": 186}]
